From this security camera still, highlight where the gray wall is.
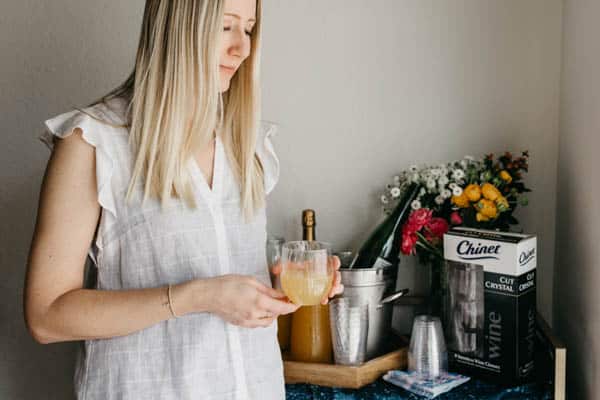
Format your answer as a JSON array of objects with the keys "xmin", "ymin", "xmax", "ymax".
[
  {"xmin": 1, "ymin": 1, "xmax": 562, "ymax": 398},
  {"xmin": 554, "ymin": 0, "xmax": 600, "ymax": 398}
]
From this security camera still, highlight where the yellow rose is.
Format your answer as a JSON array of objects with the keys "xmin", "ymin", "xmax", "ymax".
[
  {"xmin": 452, "ymin": 192, "xmax": 470, "ymax": 208},
  {"xmin": 464, "ymin": 184, "xmax": 482, "ymax": 202},
  {"xmin": 481, "ymin": 183, "xmax": 501, "ymax": 201},
  {"xmin": 476, "ymin": 198, "xmax": 498, "ymax": 218},
  {"xmin": 496, "ymin": 196, "xmax": 509, "ymax": 212},
  {"xmin": 476, "ymin": 212, "xmax": 490, "ymax": 222},
  {"xmin": 500, "ymin": 170, "xmax": 513, "ymax": 183}
]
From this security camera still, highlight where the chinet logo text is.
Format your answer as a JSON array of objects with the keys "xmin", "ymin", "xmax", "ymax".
[{"xmin": 456, "ymin": 240, "xmax": 501, "ymax": 261}]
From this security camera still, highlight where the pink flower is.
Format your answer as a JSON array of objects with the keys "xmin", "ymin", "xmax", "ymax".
[
  {"xmin": 408, "ymin": 208, "xmax": 433, "ymax": 231},
  {"xmin": 402, "ymin": 209, "xmax": 447, "ymax": 255},
  {"xmin": 450, "ymin": 211, "xmax": 463, "ymax": 225},
  {"xmin": 426, "ymin": 218, "xmax": 449, "ymax": 239},
  {"xmin": 401, "ymin": 225, "xmax": 418, "ymax": 255}
]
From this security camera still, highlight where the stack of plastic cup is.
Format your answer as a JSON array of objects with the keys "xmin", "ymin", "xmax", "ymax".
[{"xmin": 329, "ymin": 297, "xmax": 369, "ymax": 366}]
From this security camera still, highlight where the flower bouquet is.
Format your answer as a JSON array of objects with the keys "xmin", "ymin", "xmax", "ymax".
[{"xmin": 380, "ymin": 151, "xmax": 530, "ymax": 314}]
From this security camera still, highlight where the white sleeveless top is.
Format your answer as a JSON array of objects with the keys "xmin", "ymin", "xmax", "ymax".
[{"xmin": 40, "ymin": 97, "xmax": 284, "ymax": 400}]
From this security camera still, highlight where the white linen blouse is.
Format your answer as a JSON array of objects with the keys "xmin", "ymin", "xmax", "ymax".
[{"xmin": 40, "ymin": 97, "xmax": 284, "ymax": 400}]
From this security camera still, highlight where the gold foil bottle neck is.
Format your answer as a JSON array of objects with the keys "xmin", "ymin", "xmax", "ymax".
[
  {"xmin": 302, "ymin": 209, "xmax": 316, "ymax": 241},
  {"xmin": 302, "ymin": 209, "xmax": 316, "ymax": 228}
]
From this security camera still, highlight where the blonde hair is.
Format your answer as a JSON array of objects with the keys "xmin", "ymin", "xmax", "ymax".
[{"xmin": 81, "ymin": 0, "xmax": 265, "ymax": 221}]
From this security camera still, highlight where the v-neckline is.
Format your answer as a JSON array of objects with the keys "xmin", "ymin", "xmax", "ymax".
[{"xmin": 188, "ymin": 135, "xmax": 222, "ymax": 202}]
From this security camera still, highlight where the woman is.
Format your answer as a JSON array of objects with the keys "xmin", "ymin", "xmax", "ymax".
[{"xmin": 23, "ymin": 0, "xmax": 343, "ymax": 399}]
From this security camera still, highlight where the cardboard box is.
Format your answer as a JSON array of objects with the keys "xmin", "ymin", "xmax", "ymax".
[{"xmin": 443, "ymin": 227, "xmax": 537, "ymax": 383}]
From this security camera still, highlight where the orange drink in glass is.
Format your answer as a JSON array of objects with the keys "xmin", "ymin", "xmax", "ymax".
[{"xmin": 280, "ymin": 241, "xmax": 334, "ymax": 306}]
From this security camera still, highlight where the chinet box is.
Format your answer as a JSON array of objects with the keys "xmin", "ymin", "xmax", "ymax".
[{"xmin": 443, "ymin": 227, "xmax": 537, "ymax": 384}]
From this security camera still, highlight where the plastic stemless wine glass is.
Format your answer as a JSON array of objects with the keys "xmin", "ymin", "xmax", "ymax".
[
  {"xmin": 281, "ymin": 241, "xmax": 334, "ymax": 306},
  {"xmin": 266, "ymin": 236, "xmax": 293, "ymax": 351},
  {"xmin": 408, "ymin": 315, "xmax": 448, "ymax": 379},
  {"xmin": 266, "ymin": 236, "xmax": 285, "ymax": 289}
]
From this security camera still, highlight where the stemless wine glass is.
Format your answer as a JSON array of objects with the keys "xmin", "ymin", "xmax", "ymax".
[
  {"xmin": 333, "ymin": 250, "xmax": 354, "ymax": 269},
  {"xmin": 281, "ymin": 241, "xmax": 334, "ymax": 306},
  {"xmin": 408, "ymin": 315, "xmax": 448, "ymax": 379},
  {"xmin": 266, "ymin": 235, "xmax": 292, "ymax": 350},
  {"xmin": 266, "ymin": 236, "xmax": 285, "ymax": 289}
]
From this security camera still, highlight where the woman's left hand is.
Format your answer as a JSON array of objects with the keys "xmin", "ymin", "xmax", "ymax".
[{"xmin": 321, "ymin": 255, "xmax": 344, "ymax": 305}]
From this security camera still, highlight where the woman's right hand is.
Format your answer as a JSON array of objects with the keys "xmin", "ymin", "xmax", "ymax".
[{"xmin": 205, "ymin": 275, "xmax": 299, "ymax": 328}]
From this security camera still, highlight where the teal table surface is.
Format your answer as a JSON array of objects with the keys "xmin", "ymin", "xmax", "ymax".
[{"xmin": 286, "ymin": 378, "xmax": 552, "ymax": 399}]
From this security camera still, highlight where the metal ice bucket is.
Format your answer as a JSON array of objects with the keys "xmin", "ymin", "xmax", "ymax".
[{"xmin": 339, "ymin": 266, "xmax": 406, "ymax": 360}]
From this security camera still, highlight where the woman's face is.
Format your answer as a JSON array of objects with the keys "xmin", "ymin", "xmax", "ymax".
[{"xmin": 219, "ymin": 0, "xmax": 256, "ymax": 92}]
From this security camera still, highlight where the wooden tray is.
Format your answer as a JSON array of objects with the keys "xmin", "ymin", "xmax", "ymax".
[{"xmin": 283, "ymin": 338, "xmax": 408, "ymax": 389}]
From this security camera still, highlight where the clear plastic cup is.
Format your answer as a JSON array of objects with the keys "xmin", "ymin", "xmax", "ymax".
[
  {"xmin": 408, "ymin": 315, "xmax": 448, "ymax": 379},
  {"xmin": 329, "ymin": 297, "xmax": 369, "ymax": 366}
]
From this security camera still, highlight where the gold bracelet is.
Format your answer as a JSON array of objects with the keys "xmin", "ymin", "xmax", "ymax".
[{"xmin": 167, "ymin": 284, "xmax": 179, "ymax": 318}]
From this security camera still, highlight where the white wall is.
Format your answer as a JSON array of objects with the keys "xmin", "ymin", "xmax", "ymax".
[
  {"xmin": 0, "ymin": 1, "xmax": 562, "ymax": 398},
  {"xmin": 262, "ymin": 0, "xmax": 561, "ymax": 322},
  {"xmin": 554, "ymin": 0, "xmax": 600, "ymax": 398}
]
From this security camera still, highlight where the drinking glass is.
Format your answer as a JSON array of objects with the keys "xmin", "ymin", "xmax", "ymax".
[
  {"xmin": 333, "ymin": 250, "xmax": 354, "ymax": 268},
  {"xmin": 408, "ymin": 315, "xmax": 448, "ymax": 379},
  {"xmin": 266, "ymin": 236, "xmax": 285, "ymax": 289},
  {"xmin": 281, "ymin": 241, "xmax": 334, "ymax": 306},
  {"xmin": 329, "ymin": 297, "xmax": 369, "ymax": 365},
  {"xmin": 266, "ymin": 236, "xmax": 291, "ymax": 350},
  {"xmin": 445, "ymin": 261, "xmax": 484, "ymax": 357}
]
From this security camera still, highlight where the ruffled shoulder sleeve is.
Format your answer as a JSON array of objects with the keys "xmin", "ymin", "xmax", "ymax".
[
  {"xmin": 40, "ymin": 107, "xmax": 118, "ymax": 219},
  {"xmin": 255, "ymin": 120, "xmax": 281, "ymax": 195}
]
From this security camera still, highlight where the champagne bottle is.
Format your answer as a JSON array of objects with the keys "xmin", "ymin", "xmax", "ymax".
[
  {"xmin": 290, "ymin": 209, "xmax": 333, "ymax": 363},
  {"xmin": 350, "ymin": 183, "xmax": 420, "ymax": 269}
]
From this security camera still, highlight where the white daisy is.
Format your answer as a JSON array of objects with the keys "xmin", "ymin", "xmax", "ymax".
[
  {"xmin": 409, "ymin": 165, "xmax": 419, "ymax": 173},
  {"xmin": 441, "ymin": 189, "xmax": 452, "ymax": 199},
  {"xmin": 438, "ymin": 176, "xmax": 449, "ymax": 186},
  {"xmin": 390, "ymin": 187, "xmax": 401, "ymax": 198},
  {"xmin": 381, "ymin": 195, "xmax": 389, "ymax": 204},
  {"xmin": 411, "ymin": 200, "xmax": 422, "ymax": 210},
  {"xmin": 435, "ymin": 195, "xmax": 445, "ymax": 205},
  {"xmin": 426, "ymin": 178, "xmax": 436, "ymax": 189},
  {"xmin": 452, "ymin": 169, "xmax": 465, "ymax": 180}
]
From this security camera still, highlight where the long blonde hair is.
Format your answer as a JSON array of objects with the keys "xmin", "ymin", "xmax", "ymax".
[{"xmin": 82, "ymin": 0, "xmax": 265, "ymax": 221}]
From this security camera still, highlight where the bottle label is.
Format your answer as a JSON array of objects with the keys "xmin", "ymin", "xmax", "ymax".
[{"xmin": 373, "ymin": 257, "xmax": 392, "ymax": 269}]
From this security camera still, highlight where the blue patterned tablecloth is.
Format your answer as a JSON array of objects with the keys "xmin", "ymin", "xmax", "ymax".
[{"xmin": 286, "ymin": 378, "xmax": 552, "ymax": 399}]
